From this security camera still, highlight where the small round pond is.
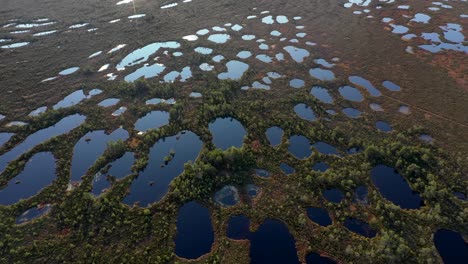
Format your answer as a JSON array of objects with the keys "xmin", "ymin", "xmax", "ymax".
[
  {"xmin": 288, "ymin": 135, "xmax": 312, "ymax": 159},
  {"xmin": 306, "ymin": 207, "xmax": 332, "ymax": 226},
  {"xmin": 266, "ymin": 126, "xmax": 283, "ymax": 147},
  {"xmin": 209, "ymin": 117, "xmax": 246, "ymax": 150}
]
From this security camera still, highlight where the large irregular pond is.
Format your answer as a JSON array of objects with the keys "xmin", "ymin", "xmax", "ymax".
[
  {"xmin": 0, "ymin": 114, "xmax": 86, "ymax": 174},
  {"xmin": 0, "ymin": 152, "xmax": 56, "ymax": 205},
  {"xmin": 227, "ymin": 215, "xmax": 250, "ymax": 239},
  {"xmin": 217, "ymin": 60, "xmax": 249, "ymax": 80},
  {"xmin": 53, "ymin": 90, "xmax": 86, "ymax": 110},
  {"xmin": 434, "ymin": 229, "xmax": 468, "ymax": 263},
  {"xmin": 53, "ymin": 89, "xmax": 101, "ymax": 110},
  {"xmin": 371, "ymin": 165, "xmax": 422, "ymax": 209},
  {"xmin": 209, "ymin": 117, "xmax": 246, "ymax": 150},
  {"xmin": 92, "ymin": 152, "xmax": 134, "ymax": 196},
  {"xmin": 0, "ymin": 133, "xmax": 14, "ymax": 149},
  {"xmin": 123, "ymin": 131, "xmax": 202, "ymax": 206},
  {"xmin": 134, "ymin": 111, "xmax": 170, "ymax": 132},
  {"xmin": 116, "ymin": 41, "xmax": 180, "ymax": 70},
  {"xmin": 71, "ymin": 128, "xmax": 129, "ymax": 182},
  {"xmin": 175, "ymin": 201, "xmax": 214, "ymax": 259},
  {"xmin": 250, "ymin": 219, "xmax": 300, "ymax": 263},
  {"xmin": 283, "ymin": 46, "xmax": 310, "ymax": 63},
  {"xmin": 125, "ymin": 63, "xmax": 166, "ymax": 82},
  {"xmin": 348, "ymin": 76, "xmax": 381, "ymax": 97},
  {"xmin": 227, "ymin": 217, "xmax": 300, "ymax": 263}
]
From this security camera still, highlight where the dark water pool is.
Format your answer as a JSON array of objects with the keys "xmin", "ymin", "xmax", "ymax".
[
  {"xmin": 134, "ymin": 111, "xmax": 170, "ymax": 132},
  {"xmin": 0, "ymin": 152, "xmax": 56, "ymax": 205},
  {"xmin": 266, "ymin": 126, "xmax": 283, "ymax": 147},
  {"xmin": 0, "ymin": 133, "xmax": 13, "ymax": 149},
  {"xmin": 98, "ymin": 98, "xmax": 120, "ymax": 107},
  {"xmin": 339, "ymin": 86, "xmax": 364, "ymax": 102},
  {"xmin": 306, "ymin": 207, "xmax": 332, "ymax": 226},
  {"xmin": 53, "ymin": 90, "xmax": 86, "ymax": 110},
  {"xmin": 376, "ymin": 121, "xmax": 392, "ymax": 132},
  {"xmin": 288, "ymin": 135, "xmax": 312, "ymax": 159},
  {"xmin": 227, "ymin": 216, "xmax": 299, "ymax": 263},
  {"xmin": 354, "ymin": 185, "xmax": 368, "ymax": 204},
  {"xmin": 0, "ymin": 114, "xmax": 86, "ymax": 174},
  {"xmin": 382, "ymin": 80, "xmax": 401, "ymax": 91},
  {"xmin": 71, "ymin": 128, "xmax": 129, "ymax": 182},
  {"xmin": 344, "ymin": 217, "xmax": 376, "ymax": 238},
  {"xmin": 312, "ymin": 162, "xmax": 329, "ymax": 172},
  {"xmin": 280, "ymin": 162, "xmax": 295, "ymax": 175},
  {"xmin": 309, "ymin": 68, "xmax": 335, "ymax": 81},
  {"xmin": 348, "ymin": 76, "xmax": 381, "ymax": 97},
  {"xmin": 124, "ymin": 131, "xmax": 202, "ymax": 206},
  {"xmin": 246, "ymin": 184, "xmax": 260, "ymax": 200},
  {"xmin": 323, "ymin": 188, "xmax": 344, "ymax": 203},
  {"xmin": 453, "ymin": 192, "xmax": 466, "ymax": 201},
  {"xmin": 209, "ymin": 117, "xmax": 246, "ymax": 150},
  {"xmin": 227, "ymin": 214, "xmax": 250, "ymax": 240},
  {"xmin": 311, "ymin": 86, "xmax": 334, "ymax": 104},
  {"xmin": 371, "ymin": 165, "xmax": 422, "ymax": 209},
  {"xmin": 92, "ymin": 152, "xmax": 134, "ymax": 196},
  {"xmin": 434, "ymin": 229, "xmax": 468, "ymax": 264},
  {"xmin": 289, "ymin": 78, "xmax": 305, "ymax": 88},
  {"xmin": 250, "ymin": 219, "xmax": 300, "ymax": 263},
  {"xmin": 342, "ymin": 108, "xmax": 362, "ymax": 118},
  {"xmin": 294, "ymin": 103, "xmax": 317, "ymax": 121},
  {"xmin": 175, "ymin": 201, "xmax": 214, "ymax": 259},
  {"xmin": 312, "ymin": 142, "xmax": 340, "ymax": 156}
]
